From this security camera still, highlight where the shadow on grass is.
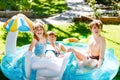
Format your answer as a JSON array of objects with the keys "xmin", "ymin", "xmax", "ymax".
[
  {"xmin": 44, "ymin": 20, "xmax": 91, "ymax": 41},
  {"xmin": 105, "ymin": 38, "xmax": 120, "ymax": 45},
  {"xmin": 31, "ymin": 0, "xmax": 68, "ymax": 18},
  {"xmin": 46, "ymin": 23, "xmax": 74, "ymax": 40},
  {"xmin": 69, "ymin": 22, "xmax": 90, "ymax": 37}
]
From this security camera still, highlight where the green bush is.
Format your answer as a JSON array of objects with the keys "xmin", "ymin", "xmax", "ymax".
[
  {"xmin": 0, "ymin": 0, "xmax": 7, "ymax": 10},
  {"xmin": 0, "ymin": 0, "xmax": 68, "ymax": 18},
  {"xmin": 96, "ymin": 0, "xmax": 111, "ymax": 5}
]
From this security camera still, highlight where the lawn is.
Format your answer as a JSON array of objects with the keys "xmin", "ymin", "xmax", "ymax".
[
  {"xmin": 0, "ymin": 22, "xmax": 120, "ymax": 79},
  {"xmin": 30, "ymin": 0, "xmax": 68, "ymax": 17},
  {"xmin": 102, "ymin": 24, "xmax": 120, "ymax": 62},
  {"xmin": 102, "ymin": 24, "xmax": 120, "ymax": 80}
]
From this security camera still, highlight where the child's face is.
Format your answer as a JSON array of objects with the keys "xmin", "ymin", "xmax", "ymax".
[
  {"xmin": 48, "ymin": 34, "xmax": 56, "ymax": 43},
  {"xmin": 34, "ymin": 27, "xmax": 44, "ymax": 37},
  {"xmin": 91, "ymin": 24, "xmax": 101, "ymax": 36}
]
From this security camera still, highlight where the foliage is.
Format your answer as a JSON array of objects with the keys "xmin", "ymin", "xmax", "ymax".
[
  {"xmin": 46, "ymin": 23, "xmax": 75, "ymax": 41},
  {"xmin": 17, "ymin": 32, "xmax": 32, "ymax": 47},
  {"xmin": 87, "ymin": 0, "xmax": 120, "ymax": 17},
  {"xmin": 0, "ymin": 0, "xmax": 7, "ymax": 10},
  {"xmin": 87, "ymin": 0, "xmax": 101, "ymax": 19},
  {"xmin": 68, "ymin": 22, "xmax": 90, "ymax": 38},
  {"xmin": 31, "ymin": 0, "xmax": 68, "ymax": 17},
  {"xmin": 110, "ymin": 0, "xmax": 120, "ymax": 16},
  {"xmin": 96, "ymin": 0, "xmax": 119, "ymax": 6},
  {"xmin": 18, "ymin": 0, "xmax": 32, "ymax": 11},
  {"xmin": 0, "ymin": 0, "xmax": 32, "ymax": 11},
  {"xmin": 0, "ymin": 0, "xmax": 68, "ymax": 17},
  {"xmin": 96, "ymin": 0, "xmax": 112, "ymax": 5},
  {"xmin": 0, "ymin": 25, "xmax": 6, "ymax": 51}
]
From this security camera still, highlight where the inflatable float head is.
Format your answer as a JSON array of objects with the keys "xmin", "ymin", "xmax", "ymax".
[
  {"xmin": 3, "ymin": 13, "xmax": 34, "ymax": 54},
  {"xmin": 3, "ymin": 13, "xmax": 33, "ymax": 32}
]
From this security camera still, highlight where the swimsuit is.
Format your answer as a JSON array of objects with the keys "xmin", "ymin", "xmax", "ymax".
[
  {"xmin": 34, "ymin": 42, "xmax": 46, "ymax": 56},
  {"xmin": 87, "ymin": 52, "xmax": 99, "ymax": 60},
  {"xmin": 45, "ymin": 42, "xmax": 60, "ymax": 57},
  {"xmin": 45, "ymin": 50, "xmax": 60, "ymax": 57},
  {"xmin": 89, "ymin": 56, "xmax": 99, "ymax": 60}
]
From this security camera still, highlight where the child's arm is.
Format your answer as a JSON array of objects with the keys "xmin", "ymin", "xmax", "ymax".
[
  {"xmin": 29, "ymin": 38, "xmax": 37, "ymax": 52},
  {"xmin": 97, "ymin": 37, "xmax": 106, "ymax": 67},
  {"xmin": 60, "ymin": 43, "xmax": 67, "ymax": 52}
]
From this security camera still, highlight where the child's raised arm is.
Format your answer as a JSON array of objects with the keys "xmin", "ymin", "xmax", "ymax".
[{"xmin": 29, "ymin": 38, "xmax": 37, "ymax": 52}]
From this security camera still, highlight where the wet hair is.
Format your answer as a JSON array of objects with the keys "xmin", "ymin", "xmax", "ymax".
[
  {"xmin": 47, "ymin": 31, "xmax": 56, "ymax": 37},
  {"xmin": 89, "ymin": 20, "xmax": 103, "ymax": 30},
  {"xmin": 33, "ymin": 22, "xmax": 47, "ymax": 41}
]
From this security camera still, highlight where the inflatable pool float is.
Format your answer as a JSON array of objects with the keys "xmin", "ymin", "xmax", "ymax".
[
  {"xmin": 62, "ymin": 42, "xmax": 119, "ymax": 80},
  {"xmin": 0, "ymin": 14, "xmax": 70, "ymax": 80},
  {"xmin": 0, "ymin": 14, "xmax": 119, "ymax": 80}
]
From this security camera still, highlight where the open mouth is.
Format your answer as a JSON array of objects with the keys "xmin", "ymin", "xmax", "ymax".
[
  {"xmin": 95, "ymin": 31, "xmax": 98, "ymax": 33},
  {"xmin": 38, "ymin": 32, "xmax": 42, "ymax": 35},
  {"xmin": 38, "ymin": 33, "xmax": 40, "ymax": 35}
]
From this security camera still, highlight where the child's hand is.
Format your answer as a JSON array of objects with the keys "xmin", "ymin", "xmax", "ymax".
[
  {"xmin": 95, "ymin": 61, "xmax": 100, "ymax": 68},
  {"xmin": 67, "ymin": 47, "xmax": 74, "ymax": 52}
]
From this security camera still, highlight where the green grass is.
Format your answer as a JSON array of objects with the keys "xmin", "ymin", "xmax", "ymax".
[
  {"xmin": 0, "ymin": 22, "xmax": 120, "ymax": 79},
  {"xmin": 31, "ymin": 0, "xmax": 68, "ymax": 17},
  {"xmin": 0, "ymin": 23, "xmax": 6, "ymax": 51},
  {"xmin": 102, "ymin": 24, "xmax": 120, "ymax": 62},
  {"xmin": 0, "ymin": 0, "xmax": 68, "ymax": 18},
  {"xmin": 102, "ymin": 24, "xmax": 120, "ymax": 80}
]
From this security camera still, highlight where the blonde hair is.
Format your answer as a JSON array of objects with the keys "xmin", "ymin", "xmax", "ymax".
[
  {"xmin": 33, "ymin": 22, "xmax": 47, "ymax": 41},
  {"xmin": 89, "ymin": 20, "xmax": 103, "ymax": 30}
]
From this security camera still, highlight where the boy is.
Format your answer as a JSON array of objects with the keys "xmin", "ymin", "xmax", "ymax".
[
  {"xmin": 45, "ymin": 31, "xmax": 67, "ymax": 58},
  {"xmin": 67, "ymin": 20, "xmax": 106, "ymax": 68}
]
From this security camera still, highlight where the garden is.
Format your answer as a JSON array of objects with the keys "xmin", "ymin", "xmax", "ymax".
[{"xmin": 0, "ymin": 0, "xmax": 120, "ymax": 80}]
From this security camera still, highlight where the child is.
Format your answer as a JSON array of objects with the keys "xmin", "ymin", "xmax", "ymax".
[
  {"xmin": 29, "ymin": 22, "xmax": 47, "ymax": 57},
  {"xmin": 67, "ymin": 20, "xmax": 106, "ymax": 68},
  {"xmin": 45, "ymin": 31, "xmax": 67, "ymax": 58}
]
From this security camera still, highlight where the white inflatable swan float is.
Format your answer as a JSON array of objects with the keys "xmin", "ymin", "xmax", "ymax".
[
  {"xmin": 1, "ymin": 13, "xmax": 70, "ymax": 80},
  {"xmin": 0, "ymin": 13, "xmax": 119, "ymax": 80}
]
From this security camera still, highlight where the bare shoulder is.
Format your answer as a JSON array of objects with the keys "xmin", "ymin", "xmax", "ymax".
[
  {"xmin": 100, "ymin": 36, "xmax": 105, "ymax": 43},
  {"xmin": 30, "ymin": 38, "xmax": 38, "ymax": 46},
  {"xmin": 100, "ymin": 36, "xmax": 106, "ymax": 47}
]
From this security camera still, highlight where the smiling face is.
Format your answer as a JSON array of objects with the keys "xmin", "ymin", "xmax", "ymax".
[
  {"xmin": 89, "ymin": 20, "xmax": 102, "ymax": 36},
  {"xmin": 33, "ymin": 22, "xmax": 46, "ymax": 41},
  {"xmin": 91, "ymin": 24, "xmax": 101, "ymax": 36},
  {"xmin": 34, "ymin": 27, "xmax": 44, "ymax": 37}
]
